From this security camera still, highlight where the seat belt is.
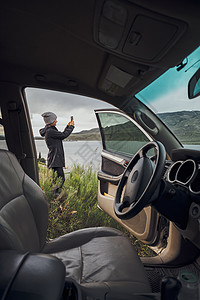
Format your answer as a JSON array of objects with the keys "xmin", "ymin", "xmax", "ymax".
[{"xmin": 7, "ymin": 101, "xmax": 26, "ymax": 160}]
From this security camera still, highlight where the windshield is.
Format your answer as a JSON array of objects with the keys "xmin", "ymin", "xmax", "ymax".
[{"xmin": 136, "ymin": 46, "xmax": 200, "ymax": 148}]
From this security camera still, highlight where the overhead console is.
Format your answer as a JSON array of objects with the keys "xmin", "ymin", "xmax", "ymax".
[
  {"xmin": 93, "ymin": 0, "xmax": 187, "ymax": 97},
  {"xmin": 93, "ymin": 0, "xmax": 187, "ymax": 64}
]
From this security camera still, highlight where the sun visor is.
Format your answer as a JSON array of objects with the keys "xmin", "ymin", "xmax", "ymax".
[
  {"xmin": 98, "ymin": 56, "xmax": 149, "ymax": 96},
  {"xmin": 100, "ymin": 66, "xmax": 133, "ymax": 96}
]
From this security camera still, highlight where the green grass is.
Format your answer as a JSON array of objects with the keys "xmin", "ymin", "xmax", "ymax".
[{"xmin": 38, "ymin": 163, "xmax": 155, "ymax": 257}]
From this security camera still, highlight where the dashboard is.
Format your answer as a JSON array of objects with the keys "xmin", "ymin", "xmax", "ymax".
[{"xmin": 162, "ymin": 148, "xmax": 200, "ymax": 249}]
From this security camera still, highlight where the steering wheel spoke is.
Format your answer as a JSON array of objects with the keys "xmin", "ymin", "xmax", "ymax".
[
  {"xmin": 114, "ymin": 141, "xmax": 166, "ymax": 220},
  {"xmin": 115, "ymin": 200, "xmax": 130, "ymax": 212}
]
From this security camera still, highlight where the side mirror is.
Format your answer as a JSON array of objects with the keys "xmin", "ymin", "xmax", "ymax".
[{"xmin": 188, "ymin": 68, "xmax": 200, "ymax": 99}]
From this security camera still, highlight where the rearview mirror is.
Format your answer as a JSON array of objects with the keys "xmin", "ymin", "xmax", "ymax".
[{"xmin": 188, "ymin": 68, "xmax": 200, "ymax": 99}]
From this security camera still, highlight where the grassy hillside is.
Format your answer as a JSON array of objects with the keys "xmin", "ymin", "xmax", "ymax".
[
  {"xmin": 69, "ymin": 120, "xmax": 148, "ymax": 142},
  {"xmin": 69, "ymin": 128, "xmax": 101, "ymax": 141},
  {"xmin": 158, "ymin": 111, "xmax": 200, "ymax": 144}
]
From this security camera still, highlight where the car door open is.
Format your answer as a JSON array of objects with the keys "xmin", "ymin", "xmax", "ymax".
[{"xmin": 95, "ymin": 109, "xmax": 168, "ymax": 247}]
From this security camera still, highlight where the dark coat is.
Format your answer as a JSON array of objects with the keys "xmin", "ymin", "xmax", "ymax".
[{"xmin": 39, "ymin": 125, "xmax": 74, "ymax": 168}]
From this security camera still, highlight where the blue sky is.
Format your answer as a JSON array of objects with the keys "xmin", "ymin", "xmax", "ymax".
[{"xmin": 136, "ymin": 46, "xmax": 200, "ymax": 114}]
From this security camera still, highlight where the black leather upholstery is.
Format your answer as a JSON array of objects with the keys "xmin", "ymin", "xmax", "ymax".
[
  {"xmin": 0, "ymin": 250, "xmax": 65, "ymax": 300},
  {"xmin": 0, "ymin": 150, "xmax": 151, "ymax": 299}
]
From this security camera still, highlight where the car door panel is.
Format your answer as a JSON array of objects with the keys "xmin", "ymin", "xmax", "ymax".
[
  {"xmin": 95, "ymin": 109, "xmax": 161, "ymax": 245},
  {"xmin": 98, "ymin": 188, "xmax": 159, "ymax": 244},
  {"xmin": 101, "ymin": 150, "xmax": 126, "ymax": 176}
]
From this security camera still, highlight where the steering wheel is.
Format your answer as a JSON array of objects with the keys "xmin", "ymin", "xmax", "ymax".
[{"xmin": 114, "ymin": 141, "xmax": 166, "ymax": 220}]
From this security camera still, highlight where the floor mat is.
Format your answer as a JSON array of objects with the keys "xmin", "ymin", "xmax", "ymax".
[{"xmin": 145, "ymin": 263, "xmax": 200, "ymax": 292}]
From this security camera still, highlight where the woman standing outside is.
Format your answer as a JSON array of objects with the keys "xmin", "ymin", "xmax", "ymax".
[{"xmin": 39, "ymin": 112, "xmax": 74, "ymax": 196}]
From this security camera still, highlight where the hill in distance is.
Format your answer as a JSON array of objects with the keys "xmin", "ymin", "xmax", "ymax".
[
  {"xmin": 70, "ymin": 110, "xmax": 200, "ymax": 143},
  {"xmin": 68, "ymin": 128, "xmax": 101, "ymax": 141},
  {"xmin": 35, "ymin": 111, "xmax": 200, "ymax": 143},
  {"xmin": 158, "ymin": 110, "xmax": 200, "ymax": 143}
]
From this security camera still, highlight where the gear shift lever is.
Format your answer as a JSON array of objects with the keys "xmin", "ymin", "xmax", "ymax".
[{"xmin": 161, "ymin": 277, "xmax": 181, "ymax": 300}]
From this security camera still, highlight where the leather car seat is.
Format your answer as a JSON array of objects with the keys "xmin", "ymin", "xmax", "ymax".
[{"xmin": 0, "ymin": 150, "xmax": 151, "ymax": 299}]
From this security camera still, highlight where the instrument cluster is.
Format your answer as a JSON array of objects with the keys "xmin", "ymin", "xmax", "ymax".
[
  {"xmin": 164, "ymin": 158, "xmax": 200, "ymax": 249},
  {"xmin": 165, "ymin": 159, "xmax": 200, "ymax": 194}
]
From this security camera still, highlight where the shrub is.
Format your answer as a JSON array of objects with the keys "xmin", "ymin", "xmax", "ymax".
[
  {"xmin": 37, "ymin": 152, "xmax": 46, "ymax": 164},
  {"xmin": 39, "ymin": 163, "xmax": 156, "ymax": 257}
]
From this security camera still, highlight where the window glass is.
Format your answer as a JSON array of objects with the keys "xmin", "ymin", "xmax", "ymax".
[
  {"xmin": 0, "ymin": 109, "xmax": 8, "ymax": 150},
  {"xmin": 136, "ymin": 46, "xmax": 200, "ymax": 148},
  {"xmin": 98, "ymin": 112, "xmax": 150, "ymax": 156}
]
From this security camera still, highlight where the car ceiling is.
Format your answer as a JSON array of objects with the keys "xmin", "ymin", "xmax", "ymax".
[{"xmin": 1, "ymin": 0, "xmax": 200, "ymax": 108}]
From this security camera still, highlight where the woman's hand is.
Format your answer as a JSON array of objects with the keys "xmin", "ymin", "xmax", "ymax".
[{"xmin": 68, "ymin": 120, "xmax": 74, "ymax": 126}]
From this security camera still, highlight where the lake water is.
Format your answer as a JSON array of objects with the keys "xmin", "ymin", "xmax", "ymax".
[
  {"xmin": 34, "ymin": 142, "xmax": 200, "ymax": 171},
  {"xmin": 35, "ymin": 140, "xmax": 103, "ymax": 171},
  {"xmin": 1, "ymin": 138, "xmax": 200, "ymax": 172}
]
